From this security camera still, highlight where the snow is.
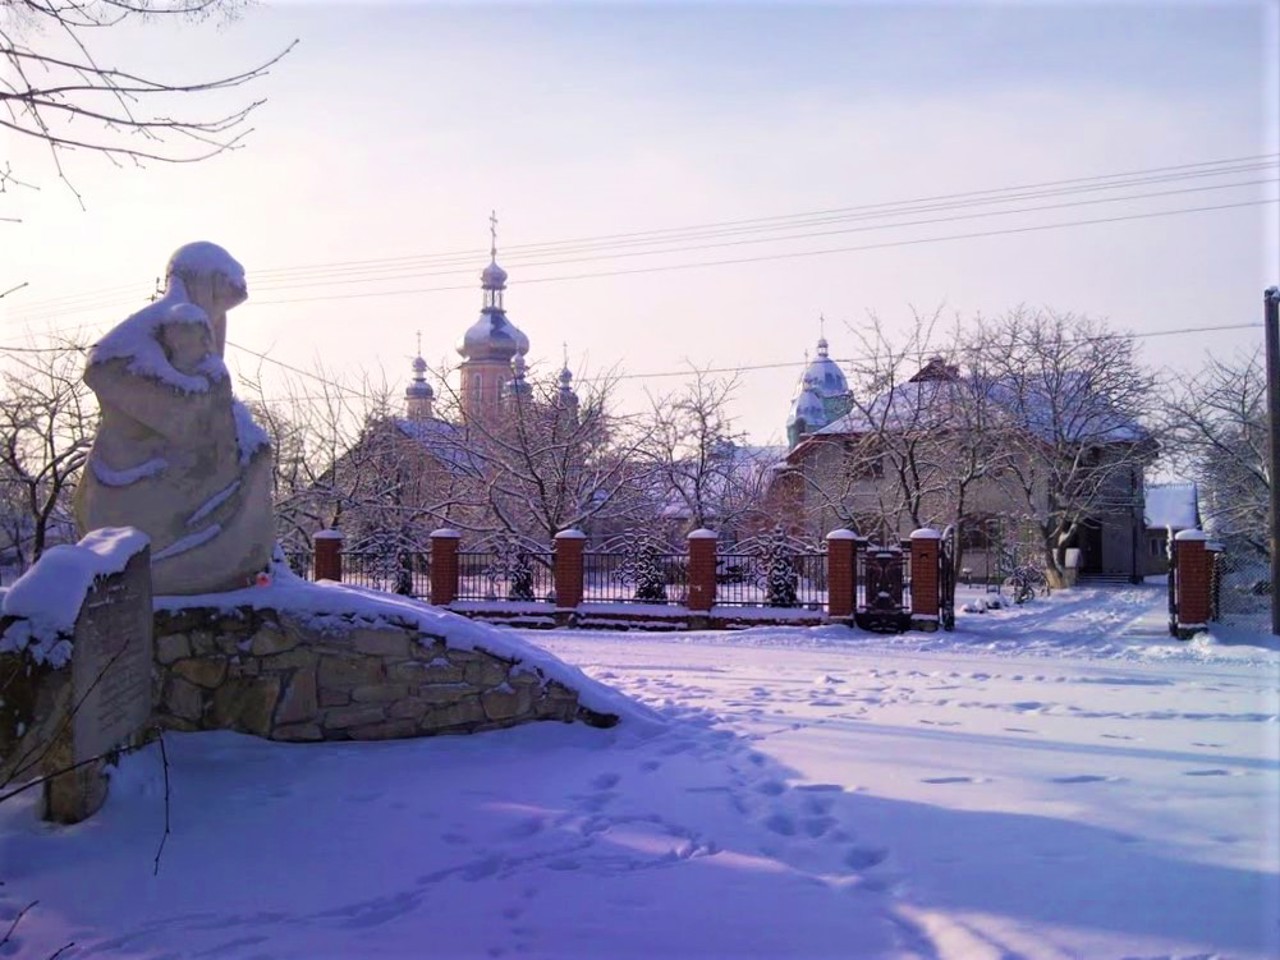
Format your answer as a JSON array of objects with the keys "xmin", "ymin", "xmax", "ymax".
[
  {"xmin": 167, "ymin": 241, "xmax": 245, "ymax": 285},
  {"xmin": 151, "ymin": 524, "xmax": 221, "ymax": 562},
  {"xmin": 1145, "ymin": 482, "xmax": 1198, "ymax": 529},
  {"xmin": 1175, "ymin": 529, "xmax": 1208, "ymax": 542},
  {"xmin": 185, "ymin": 479, "xmax": 240, "ymax": 526},
  {"xmin": 90, "ymin": 456, "xmax": 168, "ymax": 488},
  {"xmin": 231, "ymin": 399, "xmax": 270, "ymax": 465},
  {"xmin": 3, "ymin": 583, "xmax": 1277, "ymax": 958},
  {"xmin": 0, "ymin": 528, "xmax": 149, "ymax": 667},
  {"xmin": 89, "ymin": 292, "xmax": 226, "ymax": 395},
  {"xmin": 910, "ymin": 528, "xmax": 941, "ymax": 540},
  {"xmin": 554, "ymin": 529, "xmax": 587, "ymax": 540},
  {"xmin": 151, "ymin": 569, "xmax": 648, "ymax": 723}
]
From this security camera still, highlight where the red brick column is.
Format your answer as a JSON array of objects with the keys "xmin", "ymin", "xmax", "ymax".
[
  {"xmin": 910, "ymin": 528, "xmax": 940, "ymax": 631},
  {"xmin": 686, "ymin": 529, "xmax": 718, "ymax": 613},
  {"xmin": 554, "ymin": 529, "xmax": 586, "ymax": 609},
  {"xmin": 826, "ymin": 529, "xmax": 857, "ymax": 619},
  {"xmin": 1174, "ymin": 530, "xmax": 1211, "ymax": 638},
  {"xmin": 313, "ymin": 529, "xmax": 343, "ymax": 582},
  {"xmin": 429, "ymin": 528, "xmax": 460, "ymax": 606}
]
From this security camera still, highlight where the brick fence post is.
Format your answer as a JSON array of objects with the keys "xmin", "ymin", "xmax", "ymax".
[
  {"xmin": 686, "ymin": 529, "xmax": 718, "ymax": 613},
  {"xmin": 826, "ymin": 529, "xmax": 857, "ymax": 620},
  {"xmin": 429, "ymin": 528, "xmax": 460, "ymax": 606},
  {"xmin": 554, "ymin": 529, "xmax": 586, "ymax": 610},
  {"xmin": 1174, "ymin": 530, "xmax": 1211, "ymax": 639},
  {"xmin": 910, "ymin": 528, "xmax": 941, "ymax": 632},
  {"xmin": 313, "ymin": 529, "xmax": 343, "ymax": 582}
]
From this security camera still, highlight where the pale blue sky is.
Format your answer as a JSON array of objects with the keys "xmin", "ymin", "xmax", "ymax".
[{"xmin": 3, "ymin": 1, "xmax": 1277, "ymax": 444}]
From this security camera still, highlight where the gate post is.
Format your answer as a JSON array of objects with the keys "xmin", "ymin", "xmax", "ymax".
[
  {"xmin": 554, "ymin": 529, "xmax": 586, "ymax": 612},
  {"xmin": 313, "ymin": 529, "xmax": 343, "ymax": 582},
  {"xmin": 429, "ymin": 528, "xmax": 461, "ymax": 606},
  {"xmin": 910, "ymin": 528, "xmax": 941, "ymax": 632},
  {"xmin": 1173, "ymin": 530, "xmax": 1211, "ymax": 639},
  {"xmin": 826, "ymin": 529, "xmax": 857, "ymax": 621},
  {"xmin": 687, "ymin": 529, "xmax": 718, "ymax": 613}
]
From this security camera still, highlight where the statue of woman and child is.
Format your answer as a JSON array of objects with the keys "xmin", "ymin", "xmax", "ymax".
[{"xmin": 75, "ymin": 242, "xmax": 275, "ymax": 595}]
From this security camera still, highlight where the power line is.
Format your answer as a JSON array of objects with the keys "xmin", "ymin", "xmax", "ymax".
[
  {"xmin": 244, "ymin": 196, "xmax": 1279, "ymax": 307},
  {"xmin": 8, "ymin": 152, "xmax": 1276, "ymax": 315}
]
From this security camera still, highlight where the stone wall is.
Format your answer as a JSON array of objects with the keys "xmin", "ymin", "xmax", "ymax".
[{"xmin": 153, "ymin": 605, "xmax": 614, "ymax": 741}]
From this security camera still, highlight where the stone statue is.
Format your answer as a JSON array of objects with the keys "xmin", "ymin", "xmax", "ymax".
[{"xmin": 75, "ymin": 242, "xmax": 275, "ymax": 595}]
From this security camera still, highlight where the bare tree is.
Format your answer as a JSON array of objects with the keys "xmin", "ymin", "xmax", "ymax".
[
  {"xmin": 0, "ymin": 338, "xmax": 95, "ymax": 572},
  {"xmin": 976, "ymin": 309, "xmax": 1156, "ymax": 586},
  {"xmin": 641, "ymin": 370, "xmax": 774, "ymax": 539},
  {"xmin": 444, "ymin": 366, "xmax": 650, "ymax": 542},
  {"xmin": 798, "ymin": 315, "xmax": 954, "ymax": 540},
  {"xmin": 237, "ymin": 363, "xmax": 476, "ymax": 569},
  {"xmin": 2, "ymin": 0, "xmax": 295, "ymax": 206},
  {"xmin": 1161, "ymin": 350, "xmax": 1269, "ymax": 556}
]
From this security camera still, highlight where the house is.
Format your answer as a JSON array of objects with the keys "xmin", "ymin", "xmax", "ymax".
[
  {"xmin": 775, "ymin": 353, "xmax": 1156, "ymax": 584},
  {"xmin": 1141, "ymin": 482, "xmax": 1199, "ymax": 575}
]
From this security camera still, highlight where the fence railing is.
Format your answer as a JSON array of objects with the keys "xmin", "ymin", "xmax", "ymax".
[
  {"xmin": 308, "ymin": 529, "xmax": 947, "ymax": 632},
  {"xmin": 582, "ymin": 551, "xmax": 688, "ymax": 605},
  {"xmin": 713, "ymin": 552, "xmax": 827, "ymax": 608},
  {"xmin": 342, "ymin": 550, "xmax": 429, "ymax": 597},
  {"xmin": 456, "ymin": 550, "xmax": 556, "ymax": 603}
]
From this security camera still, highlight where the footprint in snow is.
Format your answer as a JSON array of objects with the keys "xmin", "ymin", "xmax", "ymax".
[
  {"xmin": 1051, "ymin": 775, "xmax": 1120, "ymax": 784},
  {"xmin": 764, "ymin": 813, "xmax": 796, "ymax": 836},
  {"xmin": 591, "ymin": 772, "xmax": 621, "ymax": 790},
  {"xmin": 1192, "ymin": 742, "xmax": 1225, "ymax": 748},
  {"xmin": 844, "ymin": 846, "xmax": 888, "ymax": 869},
  {"xmin": 754, "ymin": 779, "xmax": 786, "ymax": 796},
  {"xmin": 803, "ymin": 816, "xmax": 835, "ymax": 838},
  {"xmin": 1004, "ymin": 727, "xmax": 1037, "ymax": 734},
  {"xmin": 1183, "ymin": 769, "xmax": 1232, "ymax": 777},
  {"xmin": 921, "ymin": 776, "xmax": 988, "ymax": 785},
  {"xmin": 1100, "ymin": 733, "xmax": 1135, "ymax": 741}
]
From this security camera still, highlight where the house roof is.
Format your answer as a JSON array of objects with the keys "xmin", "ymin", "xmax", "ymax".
[
  {"xmin": 810, "ymin": 368, "xmax": 1148, "ymax": 446},
  {"xmin": 1145, "ymin": 483, "xmax": 1198, "ymax": 530}
]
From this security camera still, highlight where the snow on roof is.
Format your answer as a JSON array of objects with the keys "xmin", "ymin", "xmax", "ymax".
[
  {"xmin": 393, "ymin": 417, "xmax": 483, "ymax": 475},
  {"xmin": 1145, "ymin": 483, "xmax": 1198, "ymax": 530},
  {"xmin": 153, "ymin": 567, "xmax": 659, "ymax": 726},
  {"xmin": 1, "ymin": 528, "xmax": 150, "ymax": 667},
  {"xmin": 814, "ymin": 371, "xmax": 1148, "ymax": 445},
  {"xmin": 166, "ymin": 241, "xmax": 245, "ymax": 286}
]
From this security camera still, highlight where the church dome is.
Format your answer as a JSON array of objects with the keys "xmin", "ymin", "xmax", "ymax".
[
  {"xmin": 787, "ymin": 380, "xmax": 827, "ymax": 433},
  {"xmin": 481, "ymin": 259, "xmax": 508, "ymax": 290},
  {"xmin": 456, "ymin": 309, "xmax": 528, "ymax": 361},
  {"xmin": 803, "ymin": 337, "xmax": 849, "ymax": 399}
]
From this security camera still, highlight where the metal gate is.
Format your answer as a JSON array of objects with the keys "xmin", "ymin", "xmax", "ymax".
[
  {"xmin": 857, "ymin": 546, "xmax": 909, "ymax": 633},
  {"xmin": 939, "ymin": 532, "xmax": 956, "ymax": 632}
]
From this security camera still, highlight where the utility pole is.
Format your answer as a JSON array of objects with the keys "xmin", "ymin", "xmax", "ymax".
[{"xmin": 1266, "ymin": 286, "xmax": 1280, "ymax": 636}]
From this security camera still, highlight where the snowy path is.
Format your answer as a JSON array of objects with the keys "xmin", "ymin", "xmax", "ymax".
[{"xmin": 2, "ymin": 584, "xmax": 1277, "ymax": 959}]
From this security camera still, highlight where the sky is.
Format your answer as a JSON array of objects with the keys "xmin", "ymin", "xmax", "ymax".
[{"xmin": 2, "ymin": 0, "xmax": 1278, "ymax": 446}]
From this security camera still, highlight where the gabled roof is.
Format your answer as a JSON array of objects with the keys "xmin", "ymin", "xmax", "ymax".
[
  {"xmin": 1145, "ymin": 483, "xmax": 1198, "ymax": 530},
  {"xmin": 391, "ymin": 417, "xmax": 483, "ymax": 476},
  {"xmin": 809, "ymin": 364, "xmax": 1148, "ymax": 446}
]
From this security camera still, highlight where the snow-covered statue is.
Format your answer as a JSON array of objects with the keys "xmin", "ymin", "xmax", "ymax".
[{"xmin": 75, "ymin": 242, "xmax": 274, "ymax": 595}]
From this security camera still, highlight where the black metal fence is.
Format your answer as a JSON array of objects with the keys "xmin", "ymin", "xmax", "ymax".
[
  {"xmin": 713, "ymin": 552, "xmax": 827, "ymax": 608},
  {"xmin": 456, "ymin": 550, "xmax": 556, "ymax": 603},
  {"xmin": 856, "ymin": 544, "xmax": 912, "ymax": 631},
  {"xmin": 582, "ymin": 551, "xmax": 688, "ymax": 605},
  {"xmin": 342, "ymin": 550, "xmax": 429, "ymax": 597}
]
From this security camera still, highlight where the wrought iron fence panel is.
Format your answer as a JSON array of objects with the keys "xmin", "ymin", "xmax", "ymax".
[
  {"xmin": 342, "ymin": 550, "xmax": 429, "ymax": 597},
  {"xmin": 457, "ymin": 550, "xmax": 555, "ymax": 602},
  {"xmin": 582, "ymin": 551, "xmax": 687, "ymax": 604},
  {"xmin": 284, "ymin": 550, "xmax": 313, "ymax": 580},
  {"xmin": 712, "ymin": 551, "xmax": 826, "ymax": 608}
]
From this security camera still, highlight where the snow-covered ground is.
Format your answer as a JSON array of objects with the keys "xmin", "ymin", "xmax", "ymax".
[{"xmin": 3, "ymin": 582, "xmax": 1277, "ymax": 959}]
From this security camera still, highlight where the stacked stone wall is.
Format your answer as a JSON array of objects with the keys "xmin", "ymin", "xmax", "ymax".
[{"xmin": 153, "ymin": 606, "xmax": 609, "ymax": 742}]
